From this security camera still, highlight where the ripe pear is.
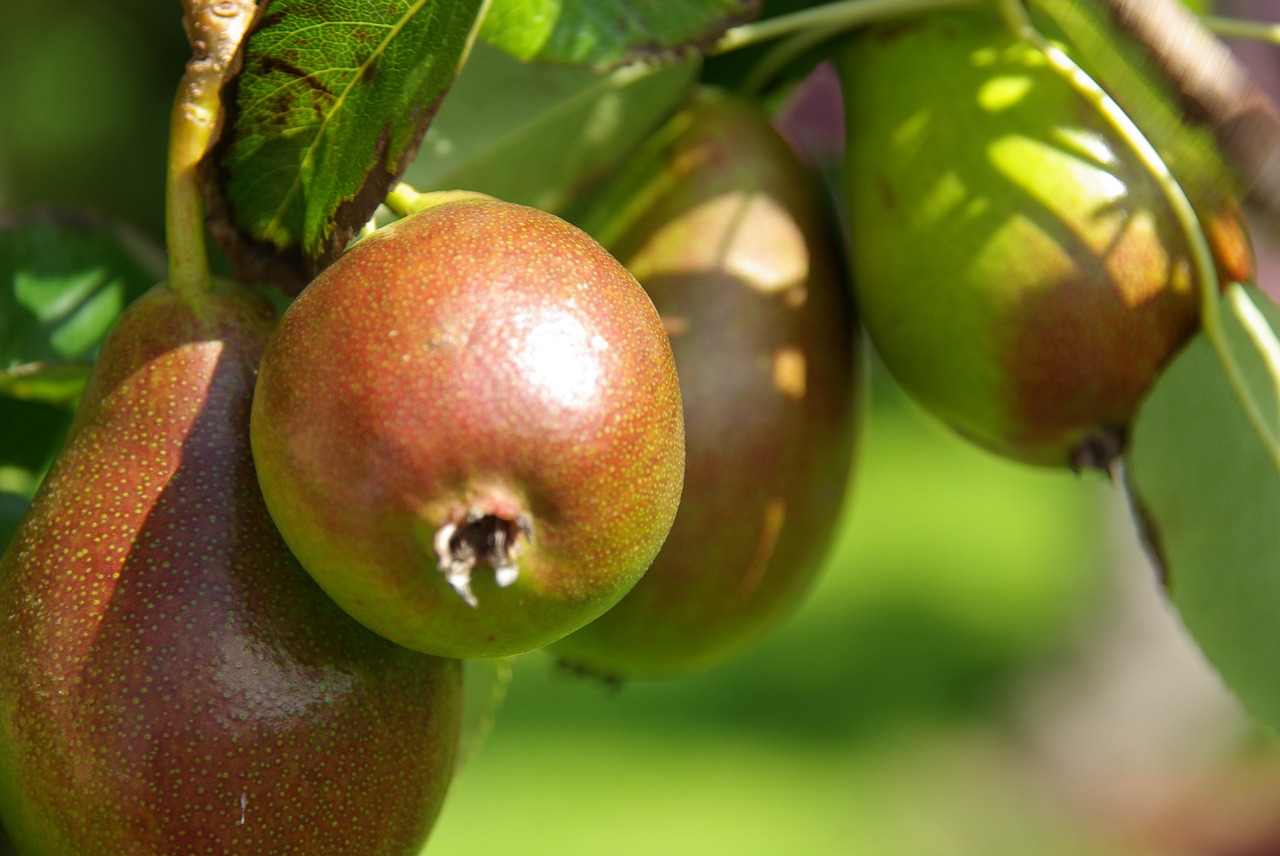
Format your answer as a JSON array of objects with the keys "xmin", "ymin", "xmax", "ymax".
[
  {"xmin": 0, "ymin": 282, "xmax": 463, "ymax": 855},
  {"xmin": 250, "ymin": 197, "xmax": 685, "ymax": 659},
  {"xmin": 835, "ymin": 9, "xmax": 1254, "ymax": 468},
  {"xmin": 553, "ymin": 87, "xmax": 863, "ymax": 677}
]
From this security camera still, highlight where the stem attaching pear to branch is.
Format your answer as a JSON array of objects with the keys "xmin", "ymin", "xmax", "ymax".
[{"xmin": 166, "ymin": 0, "xmax": 258, "ymax": 302}]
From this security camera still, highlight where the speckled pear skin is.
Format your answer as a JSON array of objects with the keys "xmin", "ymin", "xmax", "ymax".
[
  {"xmin": 553, "ymin": 88, "xmax": 863, "ymax": 677},
  {"xmin": 250, "ymin": 199, "xmax": 685, "ymax": 659},
  {"xmin": 0, "ymin": 282, "xmax": 463, "ymax": 855},
  {"xmin": 836, "ymin": 10, "xmax": 1254, "ymax": 468}
]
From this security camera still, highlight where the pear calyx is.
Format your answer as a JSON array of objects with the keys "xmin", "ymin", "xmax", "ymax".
[
  {"xmin": 1068, "ymin": 427, "xmax": 1126, "ymax": 476},
  {"xmin": 433, "ymin": 508, "xmax": 534, "ymax": 607}
]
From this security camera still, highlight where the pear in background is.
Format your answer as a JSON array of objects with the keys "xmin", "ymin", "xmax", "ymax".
[
  {"xmin": 836, "ymin": 9, "xmax": 1253, "ymax": 469},
  {"xmin": 555, "ymin": 88, "xmax": 863, "ymax": 677}
]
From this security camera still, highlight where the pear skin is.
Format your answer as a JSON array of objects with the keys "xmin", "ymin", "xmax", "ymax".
[
  {"xmin": 250, "ymin": 199, "xmax": 685, "ymax": 659},
  {"xmin": 0, "ymin": 282, "xmax": 462, "ymax": 854},
  {"xmin": 554, "ymin": 88, "xmax": 863, "ymax": 677},
  {"xmin": 836, "ymin": 10, "xmax": 1253, "ymax": 468}
]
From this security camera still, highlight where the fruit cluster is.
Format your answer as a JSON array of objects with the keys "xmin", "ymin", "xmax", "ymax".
[{"xmin": 0, "ymin": 0, "xmax": 1273, "ymax": 853}]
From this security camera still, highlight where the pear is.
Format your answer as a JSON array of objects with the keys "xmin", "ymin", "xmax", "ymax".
[
  {"xmin": 250, "ymin": 197, "xmax": 685, "ymax": 659},
  {"xmin": 0, "ymin": 282, "xmax": 462, "ymax": 854},
  {"xmin": 835, "ymin": 9, "xmax": 1253, "ymax": 469},
  {"xmin": 553, "ymin": 88, "xmax": 863, "ymax": 677}
]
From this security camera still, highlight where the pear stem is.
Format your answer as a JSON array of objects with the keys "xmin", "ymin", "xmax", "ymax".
[
  {"xmin": 712, "ymin": 0, "xmax": 982, "ymax": 56},
  {"xmin": 724, "ymin": 0, "xmax": 986, "ymax": 96},
  {"xmin": 708, "ymin": 0, "xmax": 1269, "ymax": 58},
  {"xmin": 572, "ymin": 110, "xmax": 695, "ymax": 250},
  {"xmin": 1000, "ymin": 0, "xmax": 1280, "ymax": 465},
  {"xmin": 1203, "ymin": 15, "xmax": 1280, "ymax": 45},
  {"xmin": 165, "ymin": 97, "xmax": 213, "ymax": 301},
  {"xmin": 166, "ymin": 0, "xmax": 257, "ymax": 303},
  {"xmin": 710, "ymin": 0, "xmax": 1268, "ymax": 97},
  {"xmin": 383, "ymin": 184, "xmax": 495, "ymax": 218}
]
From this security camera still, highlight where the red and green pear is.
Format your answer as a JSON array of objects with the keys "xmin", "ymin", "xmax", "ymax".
[
  {"xmin": 553, "ymin": 87, "xmax": 863, "ymax": 677},
  {"xmin": 250, "ymin": 197, "xmax": 685, "ymax": 659},
  {"xmin": 836, "ymin": 9, "xmax": 1253, "ymax": 469},
  {"xmin": 0, "ymin": 282, "xmax": 463, "ymax": 854}
]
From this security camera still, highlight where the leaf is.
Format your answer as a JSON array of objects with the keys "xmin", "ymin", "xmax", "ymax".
[
  {"xmin": 402, "ymin": 41, "xmax": 698, "ymax": 216},
  {"xmin": 0, "ymin": 209, "xmax": 161, "ymax": 405},
  {"xmin": 0, "ymin": 211, "xmax": 152, "ymax": 548},
  {"xmin": 698, "ymin": 0, "xmax": 831, "ymax": 99},
  {"xmin": 0, "ymin": 492, "xmax": 31, "ymax": 561},
  {"xmin": 0, "ymin": 397, "xmax": 73, "ymax": 557},
  {"xmin": 0, "ymin": 363, "xmax": 89, "ymax": 408},
  {"xmin": 206, "ymin": 0, "xmax": 485, "ymax": 284},
  {"xmin": 479, "ymin": 0, "xmax": 759, "ymax": 68},
  {"xmin": 456, "ymin": 657, "xmax": 514, "ymax": 772},
  {"xmin": 0, "ymin": 397, "xmax": 72, "ymax": 476},
  {"xmin": 1126, "ymin": 284, "xmax": 1280, "ymax": 731}
]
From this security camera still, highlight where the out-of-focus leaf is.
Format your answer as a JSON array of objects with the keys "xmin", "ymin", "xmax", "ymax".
[
  {"xmin": 479, "ymin": 0, "xmax": 759, "ymax": 68},
  {"xmin": 1126, "ymin": 285, "xmax": 1280, "ymax": 732},
  {"xmin": 403, "ymin": 42, "xmax": 698, "ymax": 215},
  {"xmin": 1, "ymin": 211, "xmax": 143, "ymax": 549},
  {"xmin": 0, "ymin": 397, "xmax": 73, "ymax": 557},
  {"xmin": 457, "ymin": 657, "xmax": 514, "ymax": 772},
  {"xmin": 0, "ymin": 210, "xmax": 161, "ymax": 405},
  {"xmin": 0, "ymin": 398, "xmax": 71, "ymax": 476},
  {"xmin": 0, "ymin": 492, "xmax": 31, "ymax": 561},
  {"xmin": 207, "ymin": 0, "xmax": 484, "ymax": 284},
  {"xmin": 0, "ymin": 363, "xmax": 89, "ymax": 407},
  {"xmin": 699, "ymin": 0, "xmax": 835, "ymax": 96}
]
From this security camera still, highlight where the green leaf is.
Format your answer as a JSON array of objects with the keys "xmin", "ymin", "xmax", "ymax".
[
  {"xmin": 211, "ymin": 0, "xmax": 484, "ymax": 276},
  {"xmin": 0, "ymin": 491, "xmax": 30, "ymax": 561},
  {"xmin": 0, "ymin": 210, "xmax": 161, "ymax": 404},
  {"xmin": 402, "ymin": 41, "xmax": 698, "ymax": 215},
  {"xmin": 0, "ymin": 397, "xmax": 71, "ymax": 476},
  {"xmin": 457, "ymin": 657, "xmax": 514, "ymax": 772},
  {"xmin": 0, "ymin": 363, "xmax": 89, "ymax": 408},
  {"xmin": 479, "ymin": 0, "xmax": 759, "ymax": 68},
  {"xmin": 0, "ymin": 397, "xmax": 73, "ymax": 557},
  {"xmin": 1126, "ymin": 284, "xmax": 1280, "ymax": 731},
  {"xmin": 698, "ymin": 0, "xmax": 831, "ymax": 97}
]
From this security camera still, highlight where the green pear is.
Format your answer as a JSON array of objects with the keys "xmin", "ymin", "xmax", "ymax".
[
  {"xmin": 835, "ymin": 9, "xmax": 1254, "ymax": 468},
  {"xmin": 250, "ymin": 197, "xmax": 685, "ymax": 659},
  {"xmin": 553, "ymin": 87, "xmax": 863, "ymax": 677},
  {"xmin": 0, "ymin": 282, "xmax": 462, "ymax": 854}
]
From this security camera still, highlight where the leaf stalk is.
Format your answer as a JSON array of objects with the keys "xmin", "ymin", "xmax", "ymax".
[
  {"xmin": 714, "ymin": 0, "xmax": 983, "ymax": 56},
  {"xmin": 1203, "ymin": 15, "xmax": 1280, "ymax": 45}
]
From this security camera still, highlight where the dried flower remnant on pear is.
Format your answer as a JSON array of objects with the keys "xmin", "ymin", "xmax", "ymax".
[{"xmin": 250, "ymin": 196, "xmax": 685, "ymax": 658}]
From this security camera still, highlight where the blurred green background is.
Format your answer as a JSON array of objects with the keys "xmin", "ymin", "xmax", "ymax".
[
  {"xmin": 3, "ymin": 2, "xmax": 1276, "ymax": 855},
  {"xmin": 425, "ymin": 370, "xmax": 1253, "ymax": 856},
  {"xmin": 0, "ymin": 3, "xmax": 187, "ymax": 245}
]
